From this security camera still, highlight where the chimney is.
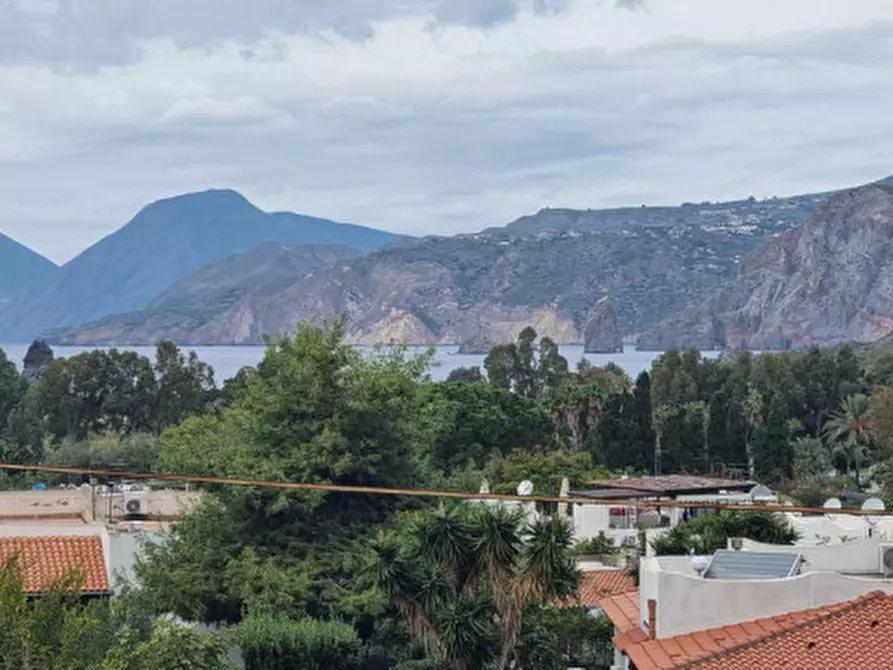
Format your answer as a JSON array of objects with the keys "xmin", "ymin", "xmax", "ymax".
[{"xmin": 647, "ymin": 599, "xmax": 657, "ymax": 640}]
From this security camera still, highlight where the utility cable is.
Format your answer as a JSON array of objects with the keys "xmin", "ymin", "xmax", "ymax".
[{"xmin": 1, "ymin": 462, "xmax": 889, "ymax": 517}]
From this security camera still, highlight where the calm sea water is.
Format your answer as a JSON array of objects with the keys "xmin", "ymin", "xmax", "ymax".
[{"xmin": 0, "ymin": 343, "xmax": 720, "ymax": 384}]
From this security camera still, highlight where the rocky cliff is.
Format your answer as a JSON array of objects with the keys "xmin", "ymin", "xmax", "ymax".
[
  {"xmin": 583, "ymin": 298, "xmax": 622, "ymax": 353},
  {"xmin": 637, "ymin": 185, "xmax": 893, "ymax": 351},
  {"xmin": 45, "ymin": 243, "xmax": 359, "ymax": 345},
  {"xmin": 49, "ymin": 176, "xmax": 893, "ymax": 347}
]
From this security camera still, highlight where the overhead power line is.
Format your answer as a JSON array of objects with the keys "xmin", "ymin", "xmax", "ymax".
[{"xmin": 1, "ymin": 462, "xmax": 890, "ymax": 517}]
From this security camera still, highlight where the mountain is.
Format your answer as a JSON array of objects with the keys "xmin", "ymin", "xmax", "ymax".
[
  {"xmin": 48, "ymin": 176, "xmax": 893, "ymax": 347},
  {"xmin": 0, "ymin": 189, "xmax": 406, "ymax": 341},
  {"xmin": 0, "ymin": 232, "xmax": 58, "ymax": 305},
  {"xmin": 637, "ymin": 184, "xmax": 893, "ymax": 351},
  {"xmin": 46, "ymin": 242, "xmax": 360, "ymax": 345}
]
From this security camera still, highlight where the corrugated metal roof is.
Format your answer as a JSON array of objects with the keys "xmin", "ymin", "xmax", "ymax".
[{"xmin": 703, "ymin": 550, "xmax": 803, "ymax": 581}]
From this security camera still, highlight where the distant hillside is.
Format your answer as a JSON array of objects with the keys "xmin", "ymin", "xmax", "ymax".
[
  {"xmin": 637, "ymin": 184, "xmax": 893, "ymax": 351},
  {"xmin": 0, "ymin": 232, "xmax": 57, "ymax": 305},
  {"xmin": 50, "ymin": 175, "xmax": 893, "ymax": 347},
  {"xmin": 47, "ymin": 242, "xmax": 359, "ymax": 345},
  {"xmin": 0, "ymin": 189, "xmax": 407, "ymax": 341}
]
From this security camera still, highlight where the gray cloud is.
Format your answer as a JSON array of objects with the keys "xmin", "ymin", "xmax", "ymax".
[
  {"xmin": 1, "ymin": 0, "xmax": 892, "ymax": 262},
  {"xmin": 0, "ymin": 0, "xmax": 586, "ymax": 67}
]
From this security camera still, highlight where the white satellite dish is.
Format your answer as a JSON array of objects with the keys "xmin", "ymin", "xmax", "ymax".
[
  {"xmin": 517, "ymin": 480, "xmax": 534, "ymax": 497},
  {"xmin": 862, "ymin": 497, "xmax": 885, "ymax": 534},
  {"xmin": 823, "ymin": 497, "xmax": 842, "ymax": 522}
]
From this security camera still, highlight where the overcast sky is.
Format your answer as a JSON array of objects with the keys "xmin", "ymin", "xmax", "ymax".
[{"xmin": 2, "ymin": 0, "xmax": 893, "ymax": 263}]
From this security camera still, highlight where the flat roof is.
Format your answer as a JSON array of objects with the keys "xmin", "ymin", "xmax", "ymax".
[{"xmin": 583, "ymin": 475, "xmax": 755, "ymax": 496}]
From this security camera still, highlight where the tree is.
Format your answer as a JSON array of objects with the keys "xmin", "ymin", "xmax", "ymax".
[
  {"xmin": 236, "ymin": 614, "xmax": 361, "ymax": 670},
  {"xmin": 751, "ymin": 390, "xmax": 793, "ymax": 481},
  {"xmin": 482, "ymin": 329, "xmax": 569, "ymax": 399},
  {"xmin": 823, "ymin": 393, "xmax": 872, "ymax": 487},
  {"xmin": 33, "ymin": 349, "xmax": 158, "ymax": 440},
  {"xmin": 592, "ymin": 371, "xmax": 654, "ymax": 471},
  {"xmin": 742, "ymin": 385, "xmax": 764, "ymax": 479},
  {"xmin": 546, "ymin": 364, "xmax": 627, "ymax": 452},
  {"xmin": 420, "ymin": 382, "xmax": 554, "ymax": 473},
  {"xmin": 0, "ymin": 554, "xmax": 231, "ymax": 670},
  {"xmin": 367, "ymin": 502, "xmax": 579, "ymax": 670},
  {"xmin": 791, "ymin": 437, "xmax": 832, "ymax": 481},
  {"xmin": 651, "ymin": 510, "xmax": 798, "ymax": 556},
  {"xmin": 98, "ymin": 620, "xmax": 231, "ymax": 670},
  {"xmin": 153, "ymin": 340, "xmax": 216, "ymax": 432},
  {"xmin": 868, "ymin": 386, "xmax": 893, "ymax": 459},
  {"xmin": 0, "ymin": 347, "xmax": 25, "ymax": 436},
  {"xmin": 139, "ymin": 321, "xmax": 435, "ymax": 630},
  {"xmin": 446, "ymin": 367, "xmax": 484, "ymax": 383}
]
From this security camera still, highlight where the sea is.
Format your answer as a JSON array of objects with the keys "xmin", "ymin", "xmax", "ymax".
[{"xmin": 0, "ymin": 343, "xmax": 721, "ymax": 385}]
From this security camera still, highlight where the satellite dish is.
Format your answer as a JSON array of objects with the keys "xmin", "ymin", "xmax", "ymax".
[
  {"xmin": 691, "ymin": 555, "xmax": 710, "ymax": 577},
  {"xmin": 517, "ymin": 480, "xmax": 534, "ymax": 497},
  {"xmin": 823, "ymin": 497, "xmax": 842, "ymax": 522},
  {"xmin": 749, "ymin": 484, "xmax": 774, "ymax": 500}
]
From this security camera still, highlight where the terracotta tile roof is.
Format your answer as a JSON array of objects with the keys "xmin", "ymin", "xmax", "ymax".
[
  {"xmin": 584, "ymin": 475, "xmax": 753, "ymax": 495},
  {"xmin": 597, "ymin": 589, "xmax": 642, "ymax": 634},
  {"xmin": 616, "ymin": 592, "xmax": 893, "ymax": 670},
  {"xmin": 0, "ymin": 536, "xmax": 111, "ymax": 594},
  {"xmin": 689, "ymin": 591, "xmax": 893, "ymax": 670},
  {"xmin": 564, "ymin": 569, "xmax": 637, "ymax": 607}
]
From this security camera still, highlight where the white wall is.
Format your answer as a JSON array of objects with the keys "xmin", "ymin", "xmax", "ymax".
[
  {"xmin": 641, "ymin": 564, "xmax": 893, "ymax": 638},
  {"xmin": 788, "ymin": 514, "xmax": 893, "ymax": 545}
]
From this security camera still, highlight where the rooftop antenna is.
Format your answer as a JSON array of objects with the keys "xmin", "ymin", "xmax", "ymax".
[
  {"xmin": 823, "ymin": 497, "xmax": 842, "ymax": 524},
  {"xmin": 862, "ymin": 497, "xmax": 885, "ymax": 538}
]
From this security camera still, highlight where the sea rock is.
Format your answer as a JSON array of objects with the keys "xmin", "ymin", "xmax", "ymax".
[
  {"xmin": 457, "ymin": 332, "xmax": 496, "ymax": 355},
  {"xmin": 583, "ymin": 298, "xmax": 623, "ymax": 353},
  {"xmin": 22, "ymin": 339, "xmax": 54, "ymax": 381}
]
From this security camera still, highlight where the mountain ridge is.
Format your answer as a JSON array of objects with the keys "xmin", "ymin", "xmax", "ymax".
[
  {"xmin": 0, "ymin": 232, "xmax": 58, "ymax": 305},
  {"xmin": 0, "ymin": 189, "xmax": 407, "ymax": 341},
  {"xmin": 33, "ymin": 174, "xmax": 893, "ymax": 347}
]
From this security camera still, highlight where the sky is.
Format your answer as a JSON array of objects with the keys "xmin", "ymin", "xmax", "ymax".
[{"xmin": 2, "ymin": 0, "xmax": 893, "ymax": 264}]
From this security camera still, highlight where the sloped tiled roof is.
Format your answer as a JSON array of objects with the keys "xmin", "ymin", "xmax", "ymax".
[
  {"xmin": 689, "ymin": 591, "xmax": 893, "ymax": 669},
  {"xmin": 574, "ymin": 569, "xmax": 637, "ymax": 607},
  {"xmin": 597, "ymin": 589, "xmax": 642, "ymax": 634},
  {"xmin": 613, "ymin": 591, "xmax": 893, "ymax": 670},
  {"xmin": 0, "ymin": 536, "xmax": 111, "ymax": 594}
]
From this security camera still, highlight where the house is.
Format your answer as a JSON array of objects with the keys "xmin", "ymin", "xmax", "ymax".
[
  {"xmin": 597, "ymin": 535, "xmax": 893, "ymax": 669},
  {"xmin": 0, "ymin": 487, "xmax": 199, "ymax": 591},
  {"xmin": 569, "ymin": 475, "xmax": 771, "ymax": 549},
  {"xmin": 0, "ymin": 535, "xmax": 112, "ymax": 598}
]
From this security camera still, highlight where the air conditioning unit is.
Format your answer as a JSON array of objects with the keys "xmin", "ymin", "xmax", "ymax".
[
  {"xmin": 122, "ymin": 493, "xmax": 147, "ymax": 518},
  {"xmin": 878, "ymin": 544, "xmax": 893, "ymax": 578}
]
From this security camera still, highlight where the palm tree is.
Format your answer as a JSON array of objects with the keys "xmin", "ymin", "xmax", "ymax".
[
  {"xmin": 366, "ymin": 501, "xmax": 579, "ymax": 670},
  {"xmin": 742, "ymin": 386, "xmax": 764, "ymax": 478},
  {"xmin": 823, "ymin": 393, "xmax": 872, "ymax": 488}
]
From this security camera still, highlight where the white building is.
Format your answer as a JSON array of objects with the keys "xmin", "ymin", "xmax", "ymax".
[{"xmin": 598, "ymin": 535, "xmax": 893, "ymax": 669}]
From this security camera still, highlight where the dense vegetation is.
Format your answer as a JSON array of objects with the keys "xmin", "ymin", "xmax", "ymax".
[{"xmin": 3, "ymin": 323, "xmax": 893, "ymax": 667}]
